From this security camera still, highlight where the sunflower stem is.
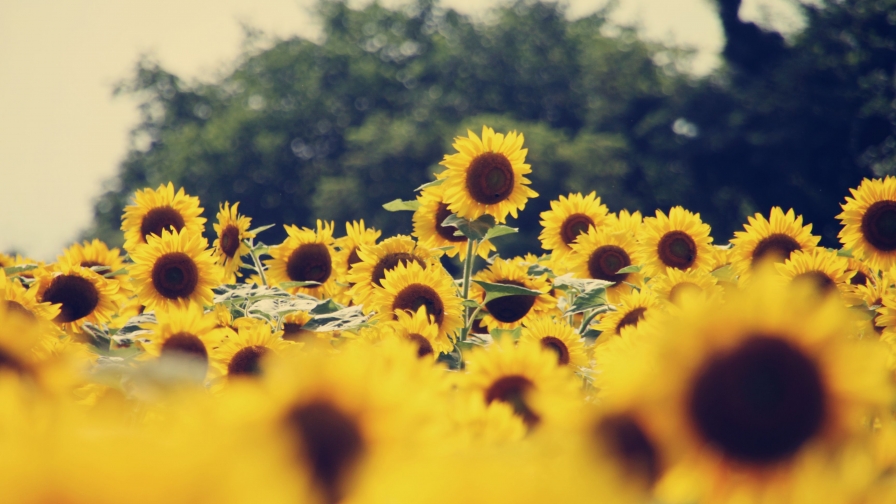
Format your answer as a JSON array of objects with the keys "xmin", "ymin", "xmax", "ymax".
[
  {"xmin": 460, "ymin": 239, "xmax": 477, "ymax": 342},
  {"xmin": 247, "ymin": 240, "xmax": 268, "ymax": 287},
  {"xmin": 577, "ymin": 308, "xmax": 601, "ymax": 335}
]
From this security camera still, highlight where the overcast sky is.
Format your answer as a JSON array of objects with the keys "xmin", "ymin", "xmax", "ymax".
[{"xmin": 0, "ymin": 0, "xmax": 802, "ymax": 260}]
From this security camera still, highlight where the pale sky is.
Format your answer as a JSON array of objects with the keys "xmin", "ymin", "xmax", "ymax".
[{"xmin": 0, "ymin": 0, "xmax": 801, "ymax": 260}]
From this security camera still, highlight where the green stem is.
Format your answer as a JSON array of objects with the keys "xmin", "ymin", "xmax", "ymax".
[
  {"xmin": 248, "ymin": 240, "xmax": 268, "ymax": 287},
  {"xmin": 465, "ymin": 305, "xmax": 483, "ymax": 331},
  {"xmin": 577, "ymin": 309, "xmax": 602, "ymax": 335},
  {"xmin": 459, "ymin": 239, "xmax": 477, "ymax": 342}
]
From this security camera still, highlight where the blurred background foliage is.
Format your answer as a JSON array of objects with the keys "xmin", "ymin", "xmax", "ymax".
[{"xmin": 85, "ymin": 0, "xmax": 896, "ymax": 258}]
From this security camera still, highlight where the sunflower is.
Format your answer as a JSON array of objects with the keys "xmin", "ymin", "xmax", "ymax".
[
  {"xmin": 385, "ymin": 305, "xmax": 447, "ymax": 359},
  {"xmin": 212, "ymin": 201, "xmax": 255, "ymax": 284},
  {"xmin": 0, "ymin": 269, "xmax": 60, "ymax": 322},
  {"xmin": 594, "ymin": 288, "xmax": 661, "ymax": 338},
  {"xmin": 629, "ymin": 272, "xmax": 892, "ymax": 504},
  {"xmin": 121, "ymin": 182, "xmax": 206, "ymax": 254},
  {"xmin": 130, "ymin": 228, "xmax": 223, "ymax": 311},
  {"xmin": 568, "ymin": 224, "xmax": 643, "ymax": 302},
  {"xmin": 605, "ymin": 209, "xmax": 643, "ymax": 237},
  {"xmin": 471, "ymin": 257, "xmax": 556, "ymax": 331},
  {"xmin": 0, "ymin": 253, "xmax": 13, "ymax": 269},
  {"xmin": 730, "ymin": 207, "xmax": 821, "ymax": 280},
  {"xmin": 265, "ymin": 220, "xmax": 338, "ymax": 300},
  {"xmin": 334, "ymin": 220, "xmax": 382, "ymax": 284},
  {"xmin": 368, "ymin": 260, "xmax": 463, "ymax": 345},
  {"xmin": 635, "ymin": 207, "xmax": 714, "ymax": 277},
  {"xmin": 437, "ymin": 125, "xmax": 538, "ymax": 223},
  {"xmin": 0, "ymin": 300, "xmax": 53, "ymax": 385},
  {"xmin": 775, "ymin": 248, "xmax": 852, "ymax": 298},
  {"xmin": 346, "ymin": 235, "xmax": 440, "ymax": 310},
  {"xmin": 413, "ymin": 184, "xmax": 495, "ymax": 260},
  {"xmin": 280, "ymin": 310, "xmax": 317, "ymax": 342},
  {"xmin": 33, "ymin": 258, "xmax": 123, "ymax": 334},
  {"xmin": 539, "ymin": 192, "xmax": 610, "ymax": 261},
  {"xmin": 837, "ymin": 177, "xmax": 896, "ymax": 272},
  {"xmin": 211, "ymin": 318, "xmax": 294, "ymax": 381},
  {"xmin": 648, "ymin": 266, "xmax": 723, "ymax": 305},
  {"xmin": 464, "ymin": 337, "xmax": 581, "ymax": 429},
  {"xmin": 60, "ymin": 238, "xmax": 128, "ymax": 274},
  {"xmin": 139, "ymin": 303, "xmax": 227, "ymax": 383},
  {"xmin": 519, "ymin": 315, "xmax": 588, "ymax": 368}
]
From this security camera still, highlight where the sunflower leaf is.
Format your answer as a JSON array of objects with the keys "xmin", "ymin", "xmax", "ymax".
[
  {"xmin": 103, "ymin": 268, "xmax": 129, "ymax": 278},
  {"xmin": 461, "ymin": 299, "xmax": 481, "ymax": 309},
  {"xmin": 567, "ymin": 289, "xmax": 611, "ymax": 315},
  {"xmin": 247, "ymin": 223, "xmax": 276, "ymax": 235},
  {"xmin": 310, "ymin": 298, "xmax": 342, "ymax": 315},
  {"xmin": 382, "ymin": 199, "xmax": 421, "ymax": 212},
  {"xmin": 616, "ymin": 264, "xmax": 641, "ymax": 274},
  {"xmin": 88, "ymin": 265, "xmax": 111, "ymax": 273},
  {"xmin": 414, "ymin": 178, "xmax": 445, "ymax": 192},
  {"xmin": 442, "ymin": 214, "xmax": 496, "ymax": 241},
  {"xmin": 526, "ymin": 263, "xmax": 556, "ymax": 278},
  {"xmin": 482, "ymin": 225, "xmax": 518, "ymax": 241},
  {"xmin": 551, "ymin": 274, "xmax": 613, "ymax": 293},
  {"xmin": 302, "ymin": 305, "xmax": 369, "ymax": 332},
  {"xmin": 490, "ymin": 327, "xmax": 522, "ymax": 342},
  {"xmin": 473, "ymin": 280, "xmax": 544, "ymax": 304},
  {"xmin": 279, "ymin": 281, "xmax": 322, "ymax": 289},
  {"xmin": 3, "ymin": 264, "xmax": 37, "ymax": 276},
  {"xmin": 836, "ymin": 248, "xmax": 853, "ymax": 258}
]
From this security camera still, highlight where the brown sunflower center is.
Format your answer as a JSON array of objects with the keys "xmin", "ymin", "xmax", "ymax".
[
  {"xmin": 688, "ymin": 336, "xmax": 826, "ymax": 464},
  {"xmin": 160, "ymin": 332, "xmax": 209, "ymax": 381},
  {"xmin": 668, "ymin": 282, "xmax": 702, "ymax": 304},
  {"xmin": 219, "ymin": 225, "xmax": 241, "ymax": 258},
  {"xmin": 751, "ymin": 233, "xmax": 801, "ymax": 264},
  {"xmin": 407, "ymin": 333, "xmax": 434, "ymax": 358},
  {"xmin": 657, "ymin": 231, "xmax": 697, "ymax": 270},
  {"xmin": 151, "ymin": 252, "xmax": 199, "ymax": 300},
  {"xmin": 42, "ymin": 274, "xmax": 100, "ymax": 323},
  {"xmin": 140, "ymin": 206, "xmax": 185, "ymax": 242},
  {"xmin": 347, "ymin": 247, "xmax": 362, "ymax": 268},
  {"xmin": 4, "ymin": 300, "xmax": 35, "ymax": 321},
  {"xmin": 615, "ymin": 307, "xmax": 646, "ymax": 334},
  {"xmin": 392, "ymin": 284, "xmax": 445, "ymax": 326},
  {"xmin": 861, "ymin": 200, "xmax": 896, "ymax": 251},
  {"xmin": 849, "ymin": 270, "xmax": 869, "ymax": 286},
  {"xmin": 484, "ymin": 280, "xmax": 537, "ymax": 324},
  {"xmin": 0, "ymin": 348, "xmax": 26, "ymax": 375},
  {"xmin": 282, "ymin": 322, "xmax": 314, "ymax": 342},
  {"xmin": 435, "ymin": 203, "xmax": 466, "ymax": 243},
  {"xmin": 371, "ymin": 252, "xmax": 426, "ymax": 288},
  {"xmin": 540, "ymin": 336, "xmax": 570, "ymax": 365},
  {"xmin": 484, "ymin": 375, "xmax": 540, "ymax": 427},
  {"xmin": 560, "ymin": 214, "xmax": 595, "ymax": 246},
  {"xmin": 465, "ymin": 152, "xmax": 515, "ymax": 205},
  {"xmin": 227, "ymin": 345, "xmax": 268, "ymax": 376},
  {"xmin": 587, "ymin": 245, "xmax": 631, "ymax": 284},
  {"xmin": 285, "ymin": 401, "xmax": 365, "ymax": 503},
  {"xmin": 286, "ymin": 243, "xmax": 332, "ymax": 284},
  {"xmin": 595, "ymin": 414, "xmax": 659, "ymax": 486},
  {"xmin": 793, "ymin": 271, "xmax": 836, "ymax": 295}
]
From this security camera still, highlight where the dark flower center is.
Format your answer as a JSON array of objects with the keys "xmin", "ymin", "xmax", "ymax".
[
  {"xmin": 42, "ymin": 274, "xmax": 99, "ymax": 323},
  {"xmin": 751, "ymin": 233, "xmax": 801, "ymax": 265},
  {"xmin": 151, "ymin": 252, "xmax": 199, "ymax": 300},
  {"xmin": 0, "ymin": 348, "xmax": 26, "ymax": 375},
  {"xmin": 435, "ymin": 203, "xmax": 466, "ymax": 243},
  {"xmin": 219, "ymin": 225, "xmax": 241, "ymax": 258},
  {"xmin": 392, "ymin": 284, "xmax": 445, "ymax": 326},
  {"xmin": 284, "ymin": 401, "xmax": 365, "ymax": 504},
  {"xmin": 282, "ymin": 322, "xmax": 314, "ymax": 342},
  {"xmin": 793, "ymin": 271, "xmax": 837, "ymax": 295},
  {"xmin": 560, "ymin": 214, "xmax": 595, "ymax": 246},
  {"xmin": 615, "ymin": 307, "xmax": 646, "ymax": 334},
  {"xmin": 540, "ymin": 336, "xmax": 570, "ymax": 365},
  {"xmin": 140, "ymin": 206, "xmax": 185, "ymax": 242},
  {"xmin": 688, "ymin": 336, "xmax": 826, "ymax": 464},
  {"xmin": 861, "ymin": 200, "xmax": 896, "ymax": 251},
  {"xmin": 465, "ymin": 152, "xmax": 515, "ymax": 205},
  {"xmin": 286, "ymin": 243, "xmax": 332, "ymax": 284},
  {"xmin": 227, "ymin": 345, "xmax": 268, "ymax": 376},
  {"xmin": 347, "ymin": 247, "xmax": 362, "ymax": 268},
  {"xmin": 160, "ymin": 332, "xmax": 209, "ymax": 381},
  {"xmin": 596, "ymin": 414, "xmax": 660, "ymax": 486},
  {"xmin": 371, "ymin": 252, "xmax": 425, "ymax": 288},
  {"xmin": 484, "ymin": 280, "xmax": 537, "ymax": 324},
  {"xmin": 849, "ymin": 270, "xmax": 869, "ymax": 286},
  {"xmin": 485, "ymin": 375, "xmax": 540, "ymax": 427},
  {"xmin": 587, "ymin": 245, "xmax": 631, "ymax": 284},
  {"xmin": 657, "ymin": 231, "xmax": 697, "ymax": 270},
  {"xmin": 407, "ymin": 333, "xmax": 434, "ymax": 358}
]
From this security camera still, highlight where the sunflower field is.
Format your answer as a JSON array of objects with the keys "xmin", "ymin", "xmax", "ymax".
[{"xmin": 5, "ymin": 125, "xmax": 896, "ymax": 503}]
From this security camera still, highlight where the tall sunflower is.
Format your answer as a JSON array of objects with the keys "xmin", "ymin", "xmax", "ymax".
[
  {"xmin": 129, "ymin": 228, "xmax": 223, "ymax": 311},
  {"xmin": 413, "ymin": 184, "xmax": 495, "ymax": 260},
  {"xmin": 334, "ymin": 220, "xmax": 382, "ymax": 284},
  {"xmin": 33, "ymin": 258, "xmax": 123, "ymax": 334},
  {"xmin": 635, "ymin": 206, "xmax": 714, "ymax": 276},
  {"xmin": 730, "ymin": 207, "xmax": 821, "ymax": 279},
  {"xmin": 594, "ymin": 288, "xmax": 661, "ymax": 338},
  {"xmin": 60, "ymin": 238, "xmax": 128, "ymax": 274},
  {"xmin": 211, "ymin": 318, "xmax": 294, "ymax": 381},
  {"xmin": 519, "ymin": 315, "xmax": 589, "ymax": 368},
  {"xmin": 1, "ymin": 269, "xmax": 60, "ymax": 322},
  {"xmin": 213, "ymin": 201, "xmax": 255, "ymax": 284},
  {"xmin": 605, "ymin": 209, "xmax": 643, "ymax": 237},
  {"xmin": 121, "ymin": 182, "xmax": 206, "ymax": 254},
  {"xmin": 280, "ymin": 310, "xmax": 317, "ymax": 342},
  {"xmin": 437, "ymin": 126, "xmax": 538, "ymax": 223},
  {"xmin": 139, "ymin": 303, "xmax": 227, "ymax": 383},
  {"xmin": 385, "ymin": 305, "xmax": 446, "ymax": 359},
  {"xmin": 266, "ymin": 220, "xmax": 338, "ymax": 299},
  {"xmin": 368, "ymin": 261, "xmax": 463, "ymax": 345},
  {"xmin": 346, "ymin": 235, "xmax": 440, "ymax": 310},
  {"xmin": 568, "ymin": 224, "xmax": 643, "ymax": 302},
  {"xmin": 775, "ymin": 248, "xmax": 852, "ymax": 298},
  {"xmin": 838, "ymin": 177, "xmax": 896, "ymax": 272},
  {"xmin": 471, "ymin": 258, "xmax": 556, "ymax": 331},
  {"xmin": 647, "ymin": 266, "xmax": 723, "ymax": 305},
  {"xmin": 539, "ymin": 192, "xmax": 610, "ymax": 261}
]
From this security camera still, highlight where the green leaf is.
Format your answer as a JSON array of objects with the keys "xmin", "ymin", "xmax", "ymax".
[
  {"xmin": 551, "ymin": 274, "xmax": 613, "ymax": 293},
  {"xmin": 461, "ymin": 299, "xmax": 481, "ymax": 309},
  {"xmin": 247, "ymin": 223, "xmax": 276, "ymax": 235},
  {"xmin": 414, "ymin": 178, "xmax": 445, "ymax": 192},
  {"xmin": 382, "ymin": 199, "xmax": 421, "ymax": 212},
  {"xmin": 616, "ymin": 264, "xmax": 641, "ymax": 274},
  {"xmin": 310, "ymin": 299, "xmax": 342, "ymax": 315},
  {"xmin": 103, "ymin": 268, "xmax": 129, "ymax": 278},
  {"xmin": 279, "ymin": 281, "xmax": 322, "ymax": 289},
  {"xmin": 442, "ymin": 214, "xmax": 496, "ymax": 241},
  {"xmin": 526, "ymin": 263, "xmax": 556, "ymax": 278},
  {"xmin": 3, "ymin": 264, "xmax": 37, "ymax": 276},
  {"xmin": 252, "ymin": 245, "xmax": 270, "ymax": 256},
  {"xmin": 473, "ymin": 280, "xmax": 544, "ymax": 304},
  {"xmin": 89, "ymin": 265, "xmax": 111, "ymax": 273},
  {"xmin": 490, "ymin": 326, "xmax": 522, "ymax": 342},
  {"xmin": 302, "ymin": 305, "xmax": 369, "ymax": 332},
  {"xmin": 567, "ymin": 288, "xmax": 611, "ymax": 315},
  {"xmin": 482, "ymin": 224, "xmax": 518, "ymax": 241},
  {"xmin": 836, "ymin": 248, "xmax": 853, "ymax": 258}
]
